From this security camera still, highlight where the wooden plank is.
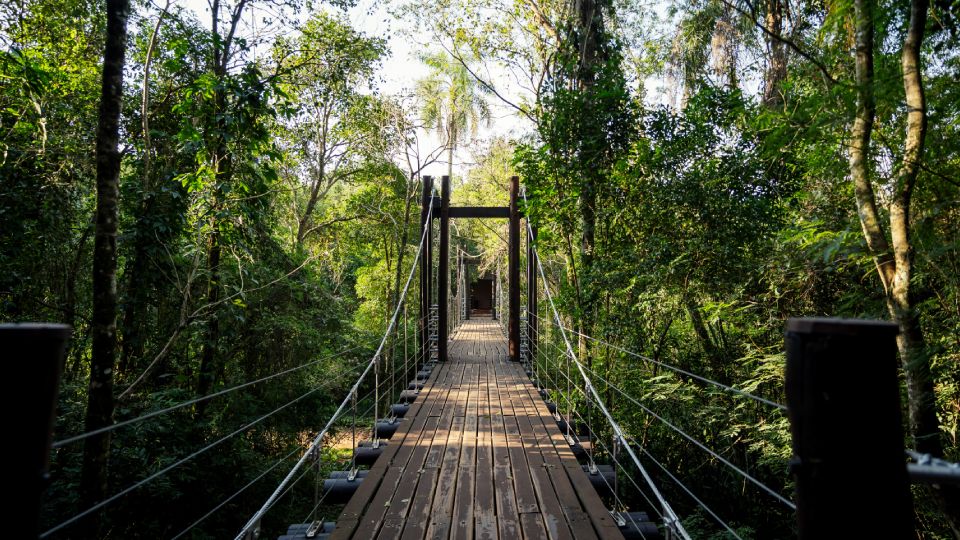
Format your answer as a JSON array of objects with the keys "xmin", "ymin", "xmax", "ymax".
[
  {"xmin": 347, "ymin": 366, "xmax": 457, "ymax": 539},
  {"xmin": 399, "ymin": 364, "xmax": 465, "ymax": 539},
  {"xmin": 428, "ymin": 414, "xmax": 465, "ymax": 538},
  {"xmin": 379, "ymin": 368, "xmax": 461, "ymax": 540},
  {"xmin": 474, "ymin": 362, "xmax": 496, "ymax": 540},
  {"xmin": 335, "ymin": 318, "xmax": 625, "ymax": 540},
  {"xmin": 489, "ymin": 358, "xmax": 521, "ymax": 540},
  {"xmin": 332, "ymin": 363, "xmax": 451, "ymax": 538},
  {"xmin": 511, "ymin": 369, "xmax": 589, "ymax": 540},
  {"xmin": 451, "ymin": 365, "xmax": 479, "ymax": 540},
  {"xmin": 355, "ymin": 364, "xmax": 456, "ymax": 538},
  {"xmin": 515, "ymin": 370, "xmax": 624, "ymax": 539},
  {"xmin": 494, "ymin": 363, "xmax": 542, "ymax": 527},
  {"xmin": 520, "ymin": 513, "xmax": 550, "ymax": 540}
]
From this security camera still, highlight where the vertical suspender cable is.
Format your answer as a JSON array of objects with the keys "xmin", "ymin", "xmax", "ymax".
[
  {"xmin": 236, "ymin": 202, "xmax": 432, "ymax": 539},
  {"xmin": 521, "ymin": 191, "xmax": 691, "ymax": 540}
]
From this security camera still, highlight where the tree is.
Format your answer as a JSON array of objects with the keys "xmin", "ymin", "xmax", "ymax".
[
  {"xmin": 275, "ymin": 13, "xmax": 389, "ymax": 248},
  {"xmin": 848, "ymin": 0, "xmax": 959, "ymax": 531},
  {"xmin": 415, "ymin": 51, "xmax": 491, "ymax": 181},
  {"xmin": 79, "ymin": 0, "xmax": 131, "ymax": 530}
]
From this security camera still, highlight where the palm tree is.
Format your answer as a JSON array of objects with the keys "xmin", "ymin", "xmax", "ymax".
[{"xmin": 415, "ymin": 52, "xmax": 491, "ymax": 181}]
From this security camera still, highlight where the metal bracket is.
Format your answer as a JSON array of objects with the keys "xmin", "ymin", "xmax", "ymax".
[
  {"xmin": 611, "ymin": 510, "xmax": 626, "ymax": 527},
  {"xmin": 305, "ymin": 519, "xmax": 323, "ymax": 538},
  {"xmin": 241, "ymin": 519, "xmax": 261, "ymax": 540}
]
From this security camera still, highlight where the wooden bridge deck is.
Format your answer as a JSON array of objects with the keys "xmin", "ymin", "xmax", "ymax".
[{"xmin": 330, "ymin": 318, "xmax": 623, "ymax": 540}]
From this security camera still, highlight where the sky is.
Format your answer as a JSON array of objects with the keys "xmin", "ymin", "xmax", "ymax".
[
  {"xmin": 341, "ymin": 0, "xmax": 530, "ymax": 179},
  {"xmin": 175, "ymin": 0, "xmax": 703, "ymax": 181}
]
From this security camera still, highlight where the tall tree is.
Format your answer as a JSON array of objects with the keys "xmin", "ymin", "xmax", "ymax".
[
  {"xmin": 276, "ymin": 13, "xmax": 389, "ymax": 248},
  {"xmin": 415, "ymin": 51, "xmax": 491, "ymax": 181},
  {"xmin": 79, "ymin": 0, "xmax": 130, "ymax": 529},
  {"xmin": 848, "ymin": 0, "xmax": 960, "ymax": 531}
]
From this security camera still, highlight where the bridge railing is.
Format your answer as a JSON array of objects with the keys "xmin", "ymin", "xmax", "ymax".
[{"xmin": 520, "ymin": 186, "xmax": 960, "ymax": 539}]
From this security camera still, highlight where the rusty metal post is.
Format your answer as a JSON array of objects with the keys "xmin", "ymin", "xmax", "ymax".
[
  {"xmin": 509, "ymin": 176, "xmax": 521, "ymax": 361},
  {"xmin": 785, "ymin": 318, "xmax": 913, "ymax": 539},
  {"xmin": 438, "ymin": 176, "xmax": 450, "ymax": 362},
  {"xmin": 527, "ymin": 224, "xmax": 538, "ymax": 364},
  {"xmin": 3, "ymin": 323, "xmax": 71, "ymax": 538},
  {"xmin": 419, "ymin": 176, "xmax": 433, "ymax": 363}
]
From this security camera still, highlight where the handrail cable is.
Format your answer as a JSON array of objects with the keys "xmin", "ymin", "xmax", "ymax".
[
  {"xmin": 638, "ymin": 442, "xmax": 746, "ymax": 540},
  {"xmin": 235, "ymin": 201, "xmax": 433, "ymax": 539},
  {"xmin": 40, "ymin": 370, "xmax": 359, "ymax": 538},
  {"xmin": 521, "ymin": 192, "xmax": 691, "ymax": 540},
  {"xmin": 572, "ymin": 353, "xmax": 796, "ymax": 511},
  {"xmin": 52, "ymin": 345, "xmax": 363, "ymax": 449},
  {"xmin": 530, "ymin": 291, "xmax": 752, "ymax": 538},
  {"xmin": 522, "ymin": 332, "xmax": 648, "ymax": 537},
  {"xmin": 538, "ymin": 368, "xmax": 748, "ymax": 540},
  {"xmin": 170, "ymin": 443, "xmax": 305, "ymax": 539},
  {"xmin": 588, "ymin": 431, "xmax": 666, "ymax": 521},
  {"xmin": 531, "ymin": 331, "xmax": 795, "ymax": 510},
  {"xmin": 529, "ymin": 313, "xmax": 786, "ymax": 411}
]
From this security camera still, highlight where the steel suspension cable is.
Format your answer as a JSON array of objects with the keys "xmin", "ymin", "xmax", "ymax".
[
  {"xmin": 52, "ymin": 346, "xmax": 362, "ymax": 449},
  {"xmin": 521, "ymin": 195, "xmax": 691, "ymax": 540},
  {"xmin": 41, "ymin": 370, "xmax": 359, "ymax": 538},
  {"xmin": 529, "ymin": 313, "xmax": 786, "ymax": 411},
  {"xmin": 169, "ymin": 443, "xmax": 305, "ymax": 540},
  {"xmin": 236, "ymin": 201, "xmax": 433, "ymax": 539},
  {"xmin": 572, "ymin": 356, "xmax": 796, "ymax": 510},
  {"xmin": 638, "ymin": 444, "xmax": 746, "ymax": 540}
]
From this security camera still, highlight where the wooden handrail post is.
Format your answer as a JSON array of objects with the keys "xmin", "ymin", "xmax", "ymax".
[
  {"xmin": 508, "ymin": 176, "xmax": 521, "ymax": 361},
  {"xmin": 438, "ymin": 175, "xmax": 450, "ymax": 362},
  {"xmin": 419, "ymin": 176, "xmax": 433, "ymax": 363},
  {"xmin": 3, "ymin": 323, "xmax": 71, "ymax": 538},
  {"xmin": 785, "ymin": 318, "xmax": 913, "ymax": 539},
  {"xmin": 526, "ymin": 222, "xmax": 537, "ymax": 364}
]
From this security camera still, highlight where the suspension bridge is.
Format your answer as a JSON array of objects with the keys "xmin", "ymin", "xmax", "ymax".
[{"xmin": 19, "ymin": 175, "xmax": 960, "ymax": 540}]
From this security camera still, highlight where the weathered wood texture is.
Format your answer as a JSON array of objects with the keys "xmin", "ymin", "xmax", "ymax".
[{"xmin": 331, "ymin": 318, "xmax": 623, "ymax": 540}]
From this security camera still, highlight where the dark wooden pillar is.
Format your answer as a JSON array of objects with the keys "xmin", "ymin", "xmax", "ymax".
[
  {"xmin": 438, "ymin": 176, "xmax": 450, "ymax": 362},
  {"xmin": 3, "ymin": 323, "xmax": 71, "ymax": 538},
  {"xmin": 419, "ymin": 176, "xmax": 433, "ymax": 362},
  {"xmin": 785, "ymin": 318, "xmax": 913, "ymax": 539},
  {"xmin": 509, "ymin": 176, "xmax": 520, "ymax": 361},
  {"xmin": 526, "ymin": 224, "xmax": 537, "ymax": 364}
]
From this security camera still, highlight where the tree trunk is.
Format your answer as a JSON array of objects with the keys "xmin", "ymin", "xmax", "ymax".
[
  {"xmin": 447, "ymin": 119, "xmax": 455, "ymax": 181},
  {"xmin": 893, "ymin": 0, "xmax": 960, "ymax": 532},
  {"xmin": 848, "ymin": 0, "xmax": 960, "ymax": 531},
  {"xmin": 762, "ymin": 0, "xmax": 787, "ymax": 107},
  {"xmin": 196, "ymin": 0, "xmax": 240, "ymax": 408},
  {"xmin": 849, "ymin": 0, "xmax": 892, "ymax": 288},
  {"xmin": 296, "ymin": 106, "xmax": 331, "ymax": 247},
  {"xmin": 196, "ymin": 216, "xmax": 222, "ymax": 406},
  {"xmin": 119, "ymin": 235, "xmax": 151, "ymax": 375},
  {"xmin": 575, "ymin": 0, "xmax": 602, "ymax": 365},
  {"xmin": 80, "ymin": 0, "xmax": 130, "ymax": 531}
]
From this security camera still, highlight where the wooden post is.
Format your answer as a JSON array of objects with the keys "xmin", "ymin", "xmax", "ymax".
[
  {"xmin": 438, "ymin": 176, "xmax": 450, "ymax": 362},
  {"xmin": 527, "ymin": 224, "xmax": 538, "ymax": 364},
  {"xmin": 419, "ymin": 176, "xmax": 433, "ymax": 363},
  {"xmin": 785, "ymin": 318, "xmax": 913, "ymax": 539},
  {"xmin": 462, "ymin": 254, "xmax": 468, "ymax": 320},
  {"xmin": 3, "ymin": 323, "xmax": 71, "ymax": 538},
  {"xmin": 490, "ymin": 266, "xmax": 503, "ymax": 321},
  {"xmin": 509, "ymin": 176, "xmax": 521, "ymax": 361}
]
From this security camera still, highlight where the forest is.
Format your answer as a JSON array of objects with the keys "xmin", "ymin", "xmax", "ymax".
[{"xmin": 1, "ymin": 0, "xmax": 958, "ymax": 535}]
